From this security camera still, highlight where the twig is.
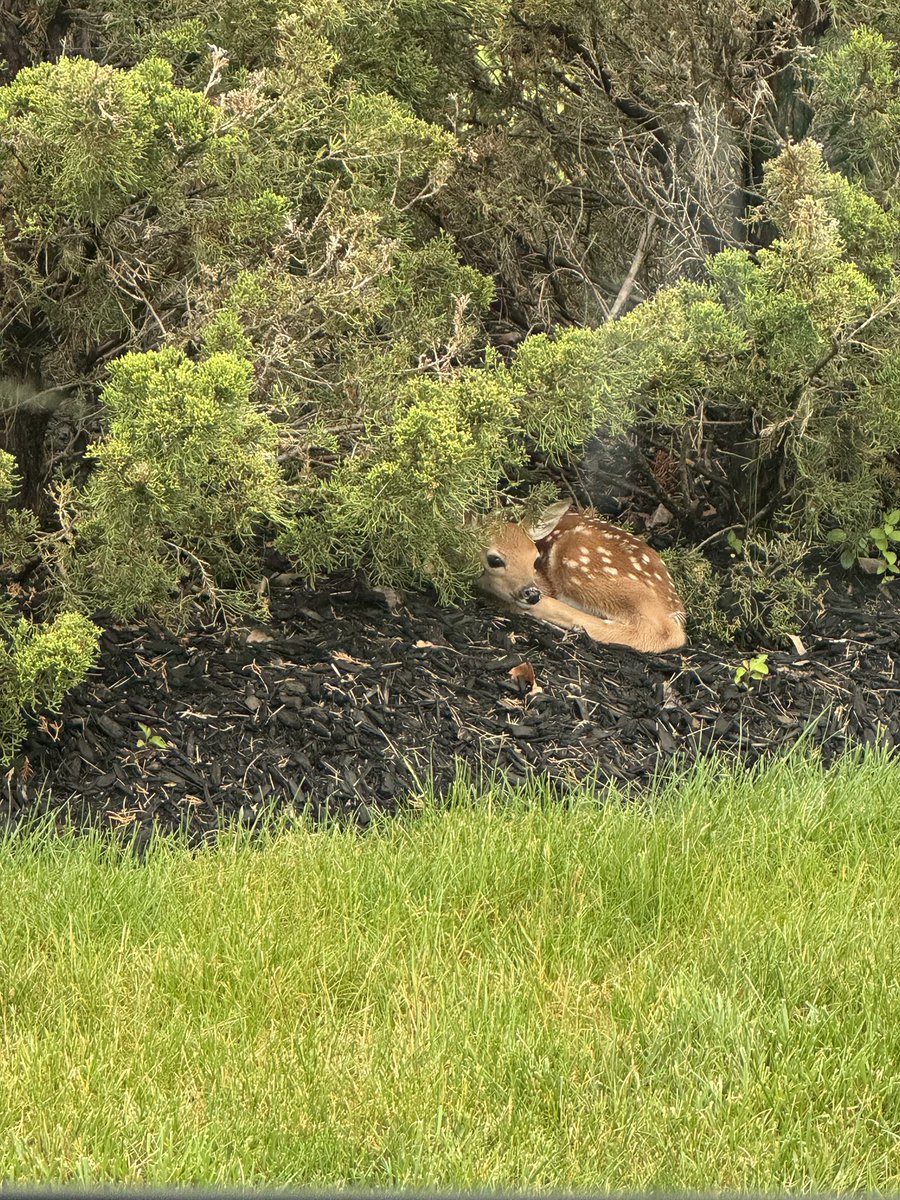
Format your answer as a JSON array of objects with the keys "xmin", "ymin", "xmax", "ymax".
[
  {"xmin": 608, "ymin": 215, "xmax": 657, "ymax": 320},
  {"xmin": 633, "ymin": 450, "xmax": 691, "ymax": 522},
  {"xmin": 693, "ymin": 523, "xmax": 743, "ymax": 552}
]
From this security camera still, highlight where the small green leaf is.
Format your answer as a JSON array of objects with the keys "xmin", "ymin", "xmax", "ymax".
[
  {"xmin": 885, "ymin": 509, "xmax": 900, "ymax": 525},
  {"xmin": 826, "ymin": 528, "xmax": 847, "ymax": 544},
  {"xmin": 871, "ymin": 529, "xmax": 889, "ymax": 551},
  {"xmin": 840, "ymin": 548, "xmax": 856, "ymax": 569}
]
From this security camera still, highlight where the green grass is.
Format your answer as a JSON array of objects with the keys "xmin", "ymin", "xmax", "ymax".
[{"xmin": 0, "ymin": 753, "xmax": 899, "ymax": 1189}]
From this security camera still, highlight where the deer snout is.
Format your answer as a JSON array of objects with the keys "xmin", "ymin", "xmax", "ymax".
[{"xmin": 518, "ymin": 584, "xmax": 542, "ymax": 606}]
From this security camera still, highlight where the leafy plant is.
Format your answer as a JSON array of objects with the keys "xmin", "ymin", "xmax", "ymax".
[
  {"xmin": 5, "ymin": 7, "xmax": 900, "ymax": 642},
  {"xmin": 827, "ymin": 509, "xmax": 900, "ymax": 577},
  {"xmin": 136, "ymin": 723, "xmax": 169, "ymax": 750},
  {"xmin": 735, "ymin": 653, "xmax": 770, "ymax": 689},
  {"xmin": 47, "ymin": 349, "xmax": 289, "ymax": 625},
  {"xmin": 0, "ymin": 613, "xmax": 101, "ymax": 763},
  {"xmin": 725, "ymin": 533, "xmax": 824, "ymax": 644},
  {"xmin": 661, "ymin": 547, "xmax": 738, "ymax": 644}
]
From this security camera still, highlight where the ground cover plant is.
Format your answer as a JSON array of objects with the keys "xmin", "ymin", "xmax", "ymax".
[{"xmin": 0, "ymin": 754, "xmax": 897, "ymax": 1188}]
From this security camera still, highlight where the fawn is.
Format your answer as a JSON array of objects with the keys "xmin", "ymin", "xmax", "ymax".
[{"xmin": 477, "ymin": 501, "xmax": 687, "ymax": 653}]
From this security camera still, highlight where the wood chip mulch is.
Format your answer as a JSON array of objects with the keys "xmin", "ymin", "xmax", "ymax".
[{"xmin": 6, "ymin": 574, "xmax": 899, "ymax": 844}]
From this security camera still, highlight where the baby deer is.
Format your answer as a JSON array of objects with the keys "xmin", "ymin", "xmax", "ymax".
[{"xmin": 477, "ymin": 501, "xmax": 687, "ymax": 653}]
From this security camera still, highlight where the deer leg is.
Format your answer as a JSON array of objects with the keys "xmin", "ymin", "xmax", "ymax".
[{"xmin": 524, "ymin": 595, "xmax": 685, "ymax": 653}]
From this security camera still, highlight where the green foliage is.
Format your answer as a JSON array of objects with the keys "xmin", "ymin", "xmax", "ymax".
[
  {"xmin": 509, "ymin": 329, "xmax": 636, "ymax": 458},
  {"xmin": 663, "ymin": 535, "xmax": 823, "ymax": 646},
  {"xmin": 136, "ymin": 722, "xmax": 170, "ymax": 750},
  {"xmin": 812, "ymin": 26, "xmax": 900, "ymax": 198},
  {"xmin": 0, "ymin": 453, "xmax": 38, "ymax": 571},
  {"xmin": 378, "ymin": 237, "xmax": 494, "ymax": 356},
  {"xmin": 279, "ymin": 367, "xmax": 522, "ymax": 600},
  {"xmin": 0, "ymin": 452, "xmax": 18, "ymax": 504},
  {"xmin": 867, "ymin": 510, "xmax": 900, "ymax": 573},
  {"xmin": 761, "ymin": 136, "xmax": 900, "ymax": 288},
  {"xmin": 661, "ymin": 548, "xmax": 739, "ymax": 644},
  {"xmin": 0, "ymin": 611, "xmax": 100, "ymax": 763},
  {"xmin": 734, "ymin": 652, "xmax": 770, "ymax": 688},
  {"xmin": 572, "ymin": 142, "xmax": 900, "ymax": 542},
  {"xmin": 0, "ymin": 34, "xmax": 505, "ymax": 616},
  {"xmin": 53, "ymin": 349, "xmax": 288, "ymax": 623},
  {"xmin": 0, "ymin": 55, "xmax": 284, "ymax": 383},
  {"xmin": 828, "ymin": 507, "xmax": 900, "ymax": 575},
  {"xmin": 275, "ymin": 320, "xmax": 658, "ymax": 597},
  {"xmin": 82, "ymin": 0, "xmax": 323, "ymax": 74},
  {"xmin": 0, "ymin": 57, "xmax": 213, "ymax": 227},
  {"xmin": 726, "ymin": 533, "xmax": 824, "ymax": 643},
  {"xmin": 5, "ymin": 4, "xmax": 900, "ymax": 642}
]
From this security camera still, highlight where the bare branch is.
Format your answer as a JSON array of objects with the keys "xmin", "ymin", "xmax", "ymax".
[{"xmin": 608, "ymin": 215, "xmax": 657, "ymax": 320}]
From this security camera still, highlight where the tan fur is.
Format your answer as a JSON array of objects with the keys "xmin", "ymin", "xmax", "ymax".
[{"xmin": 477, "ymin": 506, "xmax": 687, "ymax": 654}]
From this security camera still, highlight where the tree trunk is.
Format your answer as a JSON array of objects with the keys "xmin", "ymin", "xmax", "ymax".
[
  {"xmin": 0, "ymin": 407, "xmax": 52, "ymax": 514},
  {"xmin": 0, "ymin": 1, "xmax": 80, "ymax": 85}
]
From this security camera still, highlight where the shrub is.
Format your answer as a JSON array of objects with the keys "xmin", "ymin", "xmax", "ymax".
[
  {"xmin": 3, "ymin": 10, "xmax": 900, "ymax": 645},
  {"xmin": 49, "ymin": 350, "xmax": 288, "ymax": 624},
  {"xmin": 0, "ymin": 612, "xmax": 101, "ymax": 763}
]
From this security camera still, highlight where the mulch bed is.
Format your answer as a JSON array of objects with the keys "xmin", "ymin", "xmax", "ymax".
[{"xmin": 7, "ymin": 572, "xmax": 900, "ymax": 844}]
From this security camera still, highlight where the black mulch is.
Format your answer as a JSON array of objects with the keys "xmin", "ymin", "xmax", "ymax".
[{"xmin": 7, "ymin": 572, "xmax": 900, "ymax": 843}]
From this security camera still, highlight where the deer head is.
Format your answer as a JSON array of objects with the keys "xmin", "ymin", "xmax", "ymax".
[{"xmin": 476, "ymin": 500, "xmax": 571, "ymax": 606}]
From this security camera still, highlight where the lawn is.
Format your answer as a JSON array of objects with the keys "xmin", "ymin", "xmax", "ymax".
[{"xmin": 0, "ymin": 752, "xmax": 898, "ymax": 1189}]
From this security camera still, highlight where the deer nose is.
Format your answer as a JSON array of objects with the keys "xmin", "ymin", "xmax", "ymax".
[{"xmin": 520, "ymin": 585, "xmax": 542, "ymax": 605}]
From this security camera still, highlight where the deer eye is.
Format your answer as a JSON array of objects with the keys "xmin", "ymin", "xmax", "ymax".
[{"xmin": 486, "ymin": 553, "xmax": 505, "ymax": 569}]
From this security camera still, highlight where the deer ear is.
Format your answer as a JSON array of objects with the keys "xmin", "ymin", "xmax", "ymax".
[{"xmin": 525, "ymin": 499, "xmax": 572, "ymax": 541}]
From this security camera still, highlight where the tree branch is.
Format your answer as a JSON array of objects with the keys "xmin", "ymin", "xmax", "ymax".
[{"xmin": 608, "ymin": 215, "xmax": 657, "ymax": 320}]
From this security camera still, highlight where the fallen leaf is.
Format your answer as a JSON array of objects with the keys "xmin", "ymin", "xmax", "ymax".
[
  {"xmin": 858, "ymin": 557, "xmax": 884, "ymax": 575},
  {"xmin": 509, "ymin": 661, "xmax": 543, "ymax": 696},
  {"xmin": 245, "ymin": 629, "xmax": 273, "ymax": 645},
  {"xmin": 646, "ymin": 503, "xmax": 673, "ymax": 529},
  {"xmin": 372, "ymin": 585, "xmax": 403, "ymax": 611}
]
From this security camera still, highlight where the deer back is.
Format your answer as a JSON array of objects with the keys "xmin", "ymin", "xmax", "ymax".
[{"xmin": 535, "ymin": 512, "xmax": 685, "ymax": 626}]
